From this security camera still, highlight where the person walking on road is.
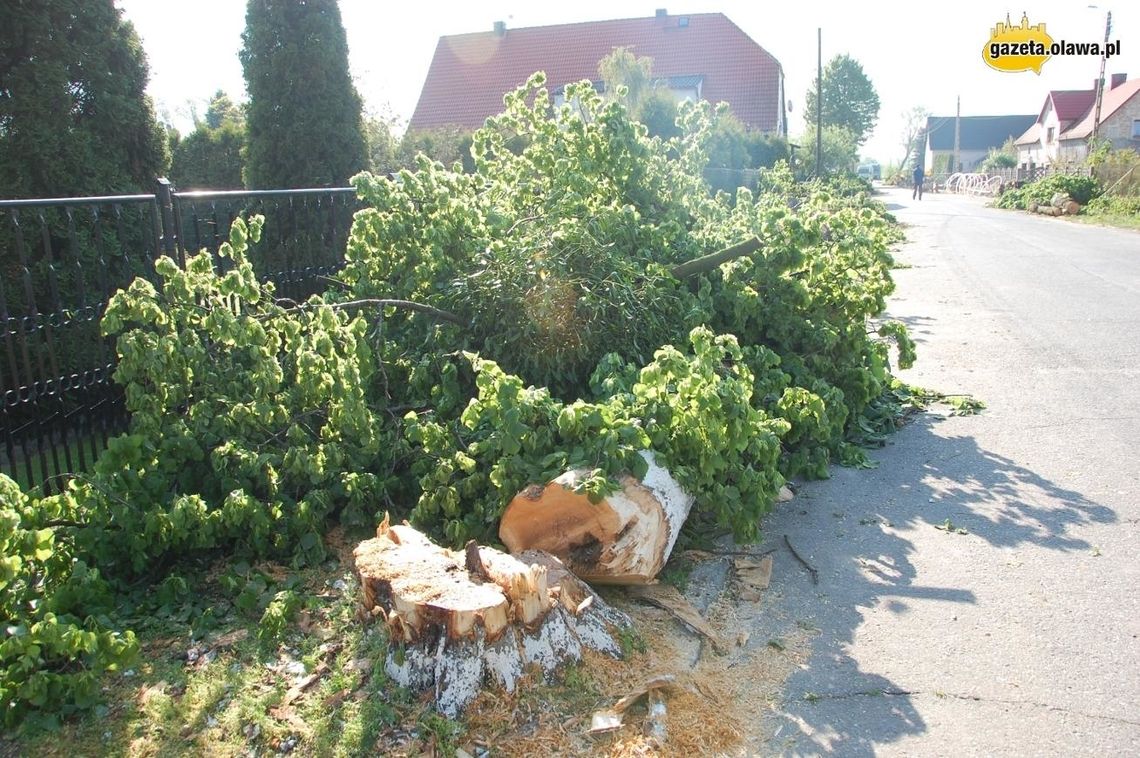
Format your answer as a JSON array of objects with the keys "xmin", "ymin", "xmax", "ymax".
[{"xmin": 913, "ymin": 164, "xmax": 925, "ymax": 200}]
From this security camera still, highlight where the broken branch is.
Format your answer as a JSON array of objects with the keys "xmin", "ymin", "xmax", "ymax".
[{"xmin": 669, "ymin": 237, "xmax": 762, "ymax": 280}]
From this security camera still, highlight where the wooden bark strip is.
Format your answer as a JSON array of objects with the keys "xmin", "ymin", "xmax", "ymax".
[
  {"xmin": 734, "ymin": 555, "xmax": 773, "ymax": 602},
  {"xmin": 627, "ymin": 583, "xmax": 726, "ymax": 653},
  {"xmin": 500, "ymin": 451, "xmax": 694, "ymax": 584}
]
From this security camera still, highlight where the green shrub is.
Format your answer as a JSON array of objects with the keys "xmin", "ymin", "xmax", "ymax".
[
  {"xmin": 0, "ymin": 475, "xmax": 137, "ymax": 727},
  {"xmin": 1085, "ymin": 194, "xmax": 1140, "ymax": 216},
  {"xmin": 996, "ymin": 173, "xmax": 1102, "ymax": 209},
  {"xmin": 0, "ymin": 71, "xmax": 915, "ymax": 727}
]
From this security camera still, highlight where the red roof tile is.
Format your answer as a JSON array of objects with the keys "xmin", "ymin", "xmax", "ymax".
[
  {"xmin": 1044, "ymin": 89, "xmax": 1096, "ymax": 126},
  {"xmin": 1059, "ymin": 78, "xmax": 1140, "ymax": 140},
  {"xmin": 409, "ymin": 13, "xmax": 784, "ymax": 133}
]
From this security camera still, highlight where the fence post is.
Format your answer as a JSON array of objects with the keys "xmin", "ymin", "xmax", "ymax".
[{"xmin": 154, "ymin": 177, "xmax": 181, "ymax": 266}]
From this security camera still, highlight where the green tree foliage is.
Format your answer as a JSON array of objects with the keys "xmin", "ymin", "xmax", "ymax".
[
  {"xmin": 638, "ymin": 89, "xmax": 683, "ymax": 140},
  {"xmin": 240, "ymin": 0, "xmax": 366, "ymax": 188},
  {"xmin": 805, "ymin": 54, "xmax": 881, "ymax": 146},
  {"xmin": 363, "ymin": 112, "xmax": 400, "ymax": 174},
  {"xmin": 0, "ymin": 0, "xmax": 168, "ymax": 197},
  {"xmin": 0, "ymin": 475, "xmax": 137, "ymax": 726},
  {"xmin": 170, "ymin": 91, "xmax": 246, "ymax": 189},
  {"xmin": 397, "ymin": 126, "xmax": 476, "ymax": 174},
  {"xmin": 797, "ymin": 124, "xmax": 859, "ymax": 178},
  {"xmin": 899, "ymin": 106, "xmax": 930, "ymax": 168},
  {"xmin": 705, "ymin": 110, "xmax": 791, "ymax": 193},
  {"xmin": 597, "ymin": 50, "xmax": 787, "ymax": 190},
  {"xmin": 980, "ymin": 137, "xmax": 1017, "ymax": 171},
  {"xmin": 598, "ymin": 47, "xmax": 654, "ymax": 113},
  {"xmin": 0, "ymin": 72, "xmax": 914, "ymax": 725}
]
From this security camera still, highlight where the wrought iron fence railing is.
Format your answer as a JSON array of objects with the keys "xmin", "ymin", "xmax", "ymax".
[{"xmin": 0, "ymin": 180, "xmax": 360, "ymax": 492}]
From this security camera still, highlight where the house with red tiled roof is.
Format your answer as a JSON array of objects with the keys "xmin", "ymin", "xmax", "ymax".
[
  {"xmin": 1014, "ymin": 75, "xmax": 1135, "ymax": 166},
  {"xmin": 409, "ymin": 11, "xmax": 786, "ymax": 135},
  {"xmin": 1058, "ymin": 75, "xmax": 1140, "ymax": 162}
]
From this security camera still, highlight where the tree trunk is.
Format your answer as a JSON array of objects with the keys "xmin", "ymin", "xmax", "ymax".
[
  {"xmin": 499, "ymin": 451, "xmax": 694, "ymax": 585},
  {"xmin": 354, "ymin": 518, "xmax": 631, "ymax": 717}
]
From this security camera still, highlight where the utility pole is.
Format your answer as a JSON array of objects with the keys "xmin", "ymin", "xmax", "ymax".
[
  {"xmin": 953, "ymin": 95, "xmax": 961, "ymax": 173},
  {"xmin": 815, "ymin": 27, "xmax": 823, "ymax": 178},
  {"xmin": 1092, "ymin": 11, "xmax": 1113, "ymax": 139}
]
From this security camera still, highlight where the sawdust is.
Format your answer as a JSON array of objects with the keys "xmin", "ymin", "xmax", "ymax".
[{"xmin": 460, "ymin": 589, "xmax": 814, "ymax": 756}]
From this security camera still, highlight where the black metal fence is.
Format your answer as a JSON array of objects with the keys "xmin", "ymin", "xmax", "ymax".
[{"xmin": 0, "ymin": 181, "xmax": 360, "ymax": 492}]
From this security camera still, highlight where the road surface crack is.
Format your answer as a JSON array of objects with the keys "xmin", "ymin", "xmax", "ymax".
[{"xmin": 801, "ymin": 689, "xmax": 1140, "ymax": 728}]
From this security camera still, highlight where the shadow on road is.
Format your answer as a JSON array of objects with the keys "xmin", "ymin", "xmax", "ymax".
[
  {"xmin": 757, "ymin": 412, "xmax": 1117, "ymax": 755},
  {"xmin": 888, "ymin": 313, "xmax": 937, "ymax": 346}
]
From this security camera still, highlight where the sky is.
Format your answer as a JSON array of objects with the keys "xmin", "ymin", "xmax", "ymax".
[{"xmin": 117, "ymin": 1, "xmax": 1139, "ymax": 167}]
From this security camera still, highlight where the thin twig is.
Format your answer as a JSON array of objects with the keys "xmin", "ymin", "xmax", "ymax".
[
  {"xmin": 783, "ymin": 535, "xmax": 819, "ymax": 585},
  {"xmin": 504, "ymin": 213, "xmax": 542, "ymax": 237},
  {"xmin": 276, "ymin": 298, "xmax": 467, "ymax": 328}
]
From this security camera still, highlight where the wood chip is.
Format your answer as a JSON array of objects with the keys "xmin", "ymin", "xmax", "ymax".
[
  {"xmin": 588, "ymin": 675, "xmax": 676, "ymax": 735},
  {"xmin": 589, "ymin": 709, "xmax": 624, "ymax": 734},
  {"xmin": 323, "ymin": 687, "xmax": 353, "ymax": 709},
  {"xmin": 644, "ymin": 689, "xmax": 667, "ymax": 744},
  {"xmin": 280, "ymin": 661, "xmax": 330, "ymax": 707},
  {"xmin": 627, "ymin": 583, "xmax": 726, "ymax": 653},
  {"xmin": 734, "ymin": 555, "xmax": 773, "ymax": 601},
  {"xmin": 209, "ymin": 628, "xmax": 249, "ymax": 650},
  {"xmin": 778, "ymin": 485, "xmax": 795, "ymax": 502}
]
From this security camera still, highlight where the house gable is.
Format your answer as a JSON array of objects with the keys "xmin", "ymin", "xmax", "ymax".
[{"xmin": 409, "ymin": 13, "xmax": 785, "ymax": 134}]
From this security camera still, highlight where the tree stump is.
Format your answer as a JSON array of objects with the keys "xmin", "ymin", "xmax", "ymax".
[
  {"xmin": 354, "ymin": 518, "xmax": 631, "ymax": 717},
  {"xmin": 499, "ymin": 451, "xmax": 693, "ymax": 584}
]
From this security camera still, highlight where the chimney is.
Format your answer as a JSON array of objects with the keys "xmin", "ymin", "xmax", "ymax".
[
  {"xmin": 656, "ymin": 8, "xmax": 668, "ymax": 17},
  {"xmin": 1110, "ymin": 73, "xmax": 1127, "ymax": 90},
  {"xmin": 493, "ymin": 20, "xmax": 506, "ymax": 36}
]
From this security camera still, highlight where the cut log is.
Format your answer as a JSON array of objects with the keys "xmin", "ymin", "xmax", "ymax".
[
  {"xmin": 499, "ymin": 451, "xmax": 694, "ymax": 584},
  {"xmin": 353, "ymin": 520, "xmax": 630, "ymax": 717},
  {"xmin": 1063, "ymin": 200, "xmax": 1081, "ymax": 216}
]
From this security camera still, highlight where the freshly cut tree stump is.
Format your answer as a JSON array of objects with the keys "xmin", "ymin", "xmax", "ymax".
[
  {"xmin": 353, "ymin": 518, "xmax": 631, "ymax": 717},
  {"xmin": 499, "ymin": 451, "xmax": 694, "ymax": 584}
]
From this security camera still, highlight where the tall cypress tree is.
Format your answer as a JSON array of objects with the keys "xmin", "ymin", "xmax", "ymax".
[
  {"xmin": 0, "ymin": 0, "xmax": 169, "ymax": 197},
  {"xmin": 240, "ymin": 0, "xmax": 366, "ymax": 188}
]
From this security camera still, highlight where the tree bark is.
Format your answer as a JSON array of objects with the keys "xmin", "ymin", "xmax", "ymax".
[{"xmin": 669, "ymin": 237, "xmax": 762, "ymax": 280}]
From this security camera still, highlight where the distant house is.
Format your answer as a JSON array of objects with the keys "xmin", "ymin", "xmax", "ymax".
[
  {"xmin": 1015, "ymin": 74, "xmax": 1137, "ymax": 166},
  {"xmin": 1013, "ymin": 86, "xmax": 1097, "ymax": 166},
  {"xmin": 1057, "ymin": 75, "xmax": 1140, "ymax": 162},
  {"xmin": 409, "ymin": 11, "xmax": 786, "ymax": 135},
  {"xmin": 923, "ymin": 115, "xmax": 1036, "ymax": 172}
]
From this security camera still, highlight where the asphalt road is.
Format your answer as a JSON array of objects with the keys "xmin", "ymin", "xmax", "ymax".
[{"xmin": 756, "ymin": 188, "xmax": 1140, "ymax": 756}]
